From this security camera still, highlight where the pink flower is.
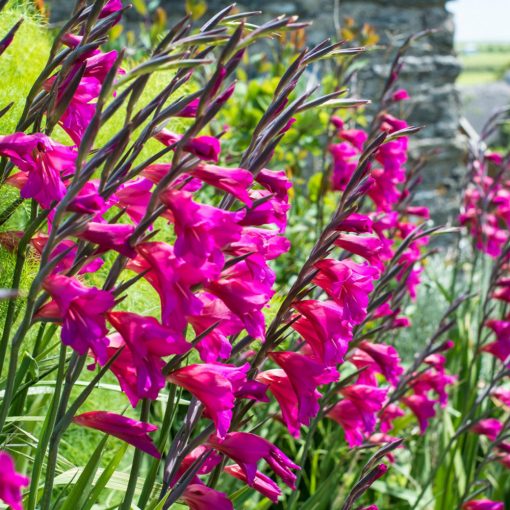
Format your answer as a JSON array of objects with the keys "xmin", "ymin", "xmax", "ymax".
[
  {"xmin": 392, "ymin": 88, "xmax": 410, "ymax": 101},
  {"xmin": 171, "ymin": 446, "xmax": 222, "ymax": 487},
  {"xmin": 224, "ymin": 464, "xmax": 281, "ymax": 503},
  {"xmin": 73, "ymin": 411, "xmax": 160, "ymax": 458},
  {"xmin": 155, "ymin": 129, "xmax": 221, "ymax": 162},
  {"xmin": 76, "ymin": 222, "xmax": 136, "ymax": 258},
  {"xmin": 491, "ymin": 388, "xmax": 510, "ymax": 407},
  {"xmin": 206, "ymin": 260, "xmax": 274, "ymax": 340},
  {"xmin": 227, "ymin": 227, "xmax": 291, "ymax": 261},
  {"xmin": 255, "ymin": 169, "xmax": 292, "ymax": 201},
  {"xmin": 67, "ymin": 180, "xmax": 106, "ymax": 214},
  {"xmin": 0, "ymin": 133, "xmax": 76, "ymax": 208},
  {"xmin": 291, "ymin": 300, "xmax": 352, "ymax": 365},
  {"xmin": 106, "ymin": 311, "xmax": 191, "ymax": 406},
  {"xmin": 269, "ymin": 351, "xmax": 339, "ymax": 426},
  {"xmin": 42, "ymin": 275, "xmax": 114, "ymax": 364},
  {"xmin": 206, "ymin": 432, "xmax": 300, "ymax": 488},
  {"xmin": 379, "ymin": 404, "xmax": 405, "ymax": 433},
  {"xmin": 335, "ymin": 234, "xmax": 385, "ymax": 269},
  {"xmin": 0, "ymin": 452, "xmax": 29, "ymax": 510},
  {"xmin": 127, "ymin": 242, "xmax": 204, "ymax": 330},
  {"xmin": 167, "ymin": 363, "xmax": 250, "ymax": 438},
  {"xmin": 335, "ymin": 213, "xmax": 373, "ymax": 233},
  {"xmin": 256, "ymin": 369, "xmax": 301, "ymax": 437},
  {"xmin": 471, "ymin": 418, "xmax": 503, "ymax": 441},
  {"xmin": 401, "ymin": 394, "xmax": 436, "ymax": 433},
  {"xmin": 161, "ymin": 189, "xmax": 244, "ymax": 268},
  {"xmin": 462, "ymin": 500, "xmax": 504, "ymax": 510},
  {"xmin": 329, "ymin": 142, "xmax": 358, "ymax": 191},
  {"xmin": 191, "ymin": 164, "xmax": 253, "ymax": 205},
  {"xmin": 411, "ymin": 369, "xmax": 456, "ymax": 407},
  {"xmin": 241, "ymin": 190, "xmax": 290, "ymax": 233},
  {"xmin": 328, "ymin": 384, "xmax": 388, "ymax": 447},
  {"xmin": 188, "ymin": 292, "xmax": 244, "ymax": 362},
  {"xmin": 351, "ymin": 341, "xmax": 403, "ymax": 386},
  {"xmin": 313, "ymin": 259, "xmax": 379, "ymax": 324},
  {"xmin": 113, "ymin": 177, "xmax": 152, "ymax": 224},
  {"xmin": 31, "ymin": 235, "xmax": 103, "ymax": 275},
  {"xmin": 180, "ymin": 484, "xmax": 233, "ymax": 510}
]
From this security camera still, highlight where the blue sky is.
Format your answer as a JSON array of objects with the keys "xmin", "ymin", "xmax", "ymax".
[{"xmin": 449, "ymin": 0, "xmax": 510, "ymax": 42}]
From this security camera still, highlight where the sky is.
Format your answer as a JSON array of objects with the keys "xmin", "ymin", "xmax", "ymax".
[{"xmin": 449, "ymin": 0, "xmax": 510, "ymax": 42}]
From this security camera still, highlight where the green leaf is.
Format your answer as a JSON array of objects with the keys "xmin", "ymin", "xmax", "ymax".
[
  {"xmin": 185, "ymin": 0, "xmax": 208, "ymax": 20},
  {"xmin": 81, "ymin": 443, "xmax": 128, "ymax": 510},
  {"xmin": 60, "ymin": 436, "xmax": 109, "ymax": 510}
]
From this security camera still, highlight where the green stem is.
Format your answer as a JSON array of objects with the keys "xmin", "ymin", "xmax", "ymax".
[{"xmin": 121, "ymin": 400, "xmax": 150, "ymax": 510}]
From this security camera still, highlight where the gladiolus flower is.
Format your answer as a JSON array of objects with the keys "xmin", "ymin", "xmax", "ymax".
[
  {"xmin": 168, "ymin": 363, "xmax": 250, "ymax": 438},
  {"xmin": 0, "ymin": 452, "xmax": 29, "ymax": 510},
  {"xmin": 351, "ymin": 341, "xmax": 403, "ymax": 386},
  {"xmin": 269, "ymin": 351, "xmax": 339, "ymax": 426},
  {"xmin": 42, "ymin": 275, "xmax": 114, "ymax": 364},
  {"xmin": 462, "ymin": 500, "xmax": 504, "ymax": 510},
  {"xmin": 335, "ymin": 234, "xmax": 385, "ymax": 269},
  {"xmin": 155, "ymin": 129, "xmax": 221, "ymax": 162},
  {"xmin": 401, "ymin": 394, "xmax": 436, "ymax": 433},
  {"xmin": 127, "ymin": 242, "xmax": 204, "ymax": 330},
  {"xmin": 73, "ymin": 411, "xmax": 160, "ymax": 458},
  {"xmin": 0, "ymin": 133, "xmax": 76, "ymax": 208},
  {"xmin": 180, "ymin": 484, "xmax": 233, "ymax": 510},
  {"xmin": 106, "ymin": 311, "xmax": 191, "ymax": 406},
  {"xmin": 392, "ymin": 88, "xmax": 410, "ymax": 101},
  {"xmin": 76, "ymin": 222, "xmax": 136, "ymax": 258},
  {"xmin": 313, "ymin": 259, "xmax": 379, "ymax": 324},
  {"xmin": 191, "ymin": 164, "xmax": 253, "ymax": 205},
  {"xmin": 471, "ymin": 418, "xmax": 503, "ymax": 441},
  {"xmin": 256, "ymin": 369, "xmax": 301, "ymax": 437},
  {"xmin": 188, "ymin": 292, "xmax": 244, "ymax": 362},
  {"xmin": 224, "ymin": 464, "xmax": 281, "ymax": 503},
  {"xmin": 206, "ymin": 432, "xmax": 300, "ymax": 488},
  {"xmin": 291, "ymin": 300, "xmax": 352, "ymax": 366}
]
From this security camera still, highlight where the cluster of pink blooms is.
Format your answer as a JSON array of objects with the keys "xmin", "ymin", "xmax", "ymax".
[
  {"xmin": 0, "ymin": 1, "xmax": 458, "ymax": 506},
  {"xmin": 460, "ymin": 151, "xmax": 510, "ymax": 257},
  {"xmin": 460, "ymin": 150, "xmax": 510, "ymax": 509}
]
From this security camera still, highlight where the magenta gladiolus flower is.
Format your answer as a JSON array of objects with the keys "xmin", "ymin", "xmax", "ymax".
[
  {"xmin": 224, "ymin": 464, "xmax": 281, "ymax": 503},
  {"xmin": 171, "ymin": 446, "xmax": 222, "ymax": 487},
  {"xmin": 180, "ymin": 484, "xmax": 233, "ymax": 510},
  {"xmin": 191, "ymin": 164, "xmax": 253, "ymax": 205},
  {"xmin": 492, "ymin": 388, "xmax": 510, "ymax": 406},
  {"xmin": 313, "ymin": 259, "xmax": 379, "ymax": 324},
  {"xmin": 0, "ymin": 452, "xmax": 29, "ymax": 510},
  {"xmin": 291, "ymin": 300, "xmax": 352, "ymax": 365},
  {"xmin": 31, "ymin": 235, "xmax": 103, "ymax": 275},
  {"xmin": 335, "ymin": 213, "xmax": 373, "ymax": 233},
  {"xmin": 73, "ymin": 411, "xmax": 160, "ymax": 458},
  {"xmin": 339, "ymin": 384, "xmax": 388, "ymax": 433},
  {"xmin": 42, "ymin": 275, "xmax": 114, "ymax": 364},
  {"xmin": 161, "ymin": 189, "xmax": 244, "ymax": 267},
  {"xmin": 329, "ymin": 142, "xmax": 358, "ymax": 191},
  {"xmin": 155, "ymin": 129, "xmax": 221, "ymax": 162},
  {"xmin": 206, "ymin": 260, "xmax": 273, "ymax": 340},
  {"xmin": 401, "ymin": 394, "xmax": 436, "ymax": 433},
  {"xmin": 168, "ymin": 363, "xmax": 250, "ymax": 438},
  {"xmin": 471, "ymin": 418, "xmax": 503, "ymax": 441},
  {"xmin": 113, "ymin": 177, "xmax": 153, "ymax": 224},
  {"xmin": 411, "ymin": 369, "xmax": 456, "ymax": 407},
  {"xmin": 206, "ymin": 432, "xmax": 300, "ymax": 488},
  {"xmin": 241, "ymin": 189, "xmax": 291, "ymax": 233},
  {"xmin": 127, "ymin": 242, "xmax": 204, "ymax": 330},
  {"xmin": 76, "ymin": 222, "xmax": 136, "ymax": 258},
  {"xmin": 269, "ymin": 351, "xmax": 339, "ymax": 426},
  {"xmin": 227, "ymin": 227, "xmax": 291, "ymax": 261},
  {"xmin": 392, "ymin": 88, "xmax": 410, "ymax": 101},
  {"xmin": 255, "ymin": 168, "xmax": 292, "ymax": 200},
  {"xmin": 462, "ymin": 500, "xmax": 504, "ymax": 510},
  {"xmin": 101, "ymin": 0, "xmax": 123, "ymax": 17},
  {"xmin": 351, "ymin": 341, "xmax": 403, "ymax": 386},
  {"xmin": 67, "ymin": 180, "xmax": 106, "ymax": 215},
  {"xmin": 188, "ymin": 292, "xmax": 244, "ymax": 362},
  {"xmin": 379, "ymin": 403, "xmax": 405, "ymax": 433},
  {"xmin": 335, "ymin": 234, "xmax": 385, "ymax": 269},
  {"xmin": 106, "ymin": 311, "xmax": 190, "ymax": 406},
  {"xmin": 256, "ymin": 369, "xmax": 301, "ymax": 437},
  {"xmin": 0, "ymin": 133, "xmax": 76, "ymax": 208}
]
